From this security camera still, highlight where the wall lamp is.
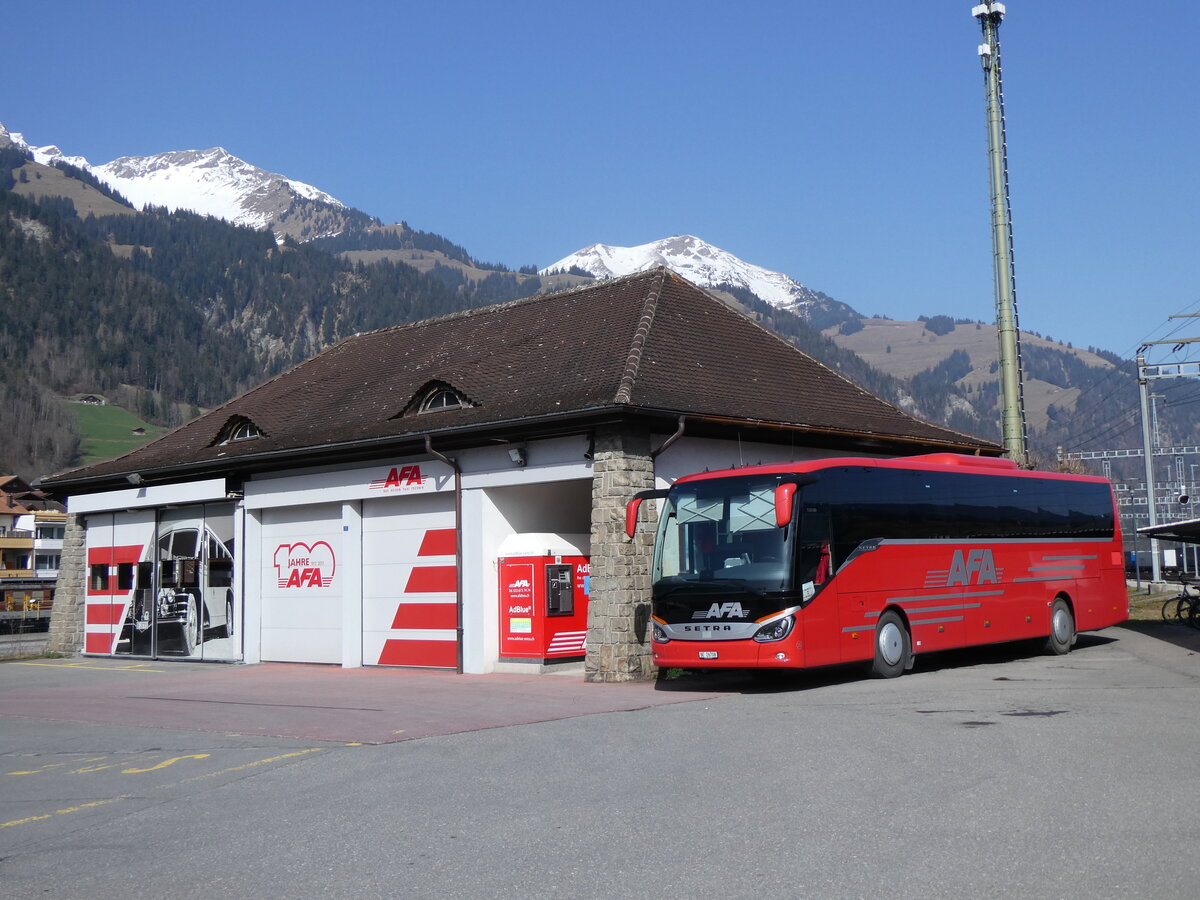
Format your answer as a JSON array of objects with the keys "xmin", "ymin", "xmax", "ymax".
[{"xmin": 508, "ymin": 446, "xmax": 527, "ymax": 467}]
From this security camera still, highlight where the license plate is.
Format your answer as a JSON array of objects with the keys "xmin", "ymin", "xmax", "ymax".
[{"xmin": 698, "ymin": 651, "xmax": 718, "ymax": 660}]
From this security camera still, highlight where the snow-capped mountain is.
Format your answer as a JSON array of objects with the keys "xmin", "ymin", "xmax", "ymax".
[
  {"xmin": 542, "ymin": 235, "xmax": 826, "ymax": 314},
  {"xmin": 1, "ymin": 123, "xmax": 348, "ymax": 240},
  {"xmin": 93, "ymin": 148, "xmax": 345, "ymax": 233},
  {"xmin": 4, "ymin": 122, "xmax": 839, "ymax": 320},
  {"xmin": 0, "ymin": 124, "xmax": 91, "ymax": 172}
]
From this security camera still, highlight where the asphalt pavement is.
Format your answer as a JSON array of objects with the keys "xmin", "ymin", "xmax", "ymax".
[{"xmin": 2, "ymin": 624, "xmax": 1199, "ymax": 899}]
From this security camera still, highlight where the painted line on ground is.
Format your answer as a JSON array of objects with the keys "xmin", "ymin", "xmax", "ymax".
[
  {"xmin": 179, "ymin": 748, "xmax": 324, "ymax": 784},
  {"xmin": 0, "ymin": 795, "xmax": 131, "ymax": 829},
  {"xmin": 9, "ymin": 661, "xmax": 168, "ymax": 673}
]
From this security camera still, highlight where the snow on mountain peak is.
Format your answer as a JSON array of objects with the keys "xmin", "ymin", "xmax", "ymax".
[
  {"xmin": 94, "ymin": 147, "xmax": 345, "ymax": 232},
  {"xmin": 0, "ymin": 122, "xmax": 91, "ymax": 170},
  {"xmin": 0, "ymin": 123, "xmax": 345, "ymax": 236},
  {"xmin": 541, "ymin": 235, "xmax": 821, "ymax": 311}
]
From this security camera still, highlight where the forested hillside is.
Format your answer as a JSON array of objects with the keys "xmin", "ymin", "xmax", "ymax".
[{"xmin": 0, "ymin": 147, "xmax": 505, "ymax": 478}]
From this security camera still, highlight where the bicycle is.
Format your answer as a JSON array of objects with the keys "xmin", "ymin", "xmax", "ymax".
[{"xmin": 1161, "ymin": 577, "xmax": 1199, "ymax": 623}]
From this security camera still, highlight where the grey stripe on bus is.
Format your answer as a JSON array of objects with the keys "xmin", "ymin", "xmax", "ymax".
[
  {"xmin": 883, "ymin": 590, "xmax": 1005, "ymax": 604},
  {"xmin": 865, "ymin": 603, "xmax": 981, "ymax": 618}
]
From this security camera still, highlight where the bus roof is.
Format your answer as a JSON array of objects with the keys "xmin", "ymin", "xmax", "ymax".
[{"xmin": 671, "ymin": 453, "xmax": 1109, "ymax": 486}]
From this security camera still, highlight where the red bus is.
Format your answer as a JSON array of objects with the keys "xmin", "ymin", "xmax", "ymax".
[{"xmin": 626, "ymin": 453, "xmax": 1127, "ymax": 677}]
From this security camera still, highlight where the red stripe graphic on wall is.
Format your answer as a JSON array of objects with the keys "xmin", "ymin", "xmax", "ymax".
[
  {"xmin": 390, "ymin": 602, "xmax": 457, "ymax": 630},
  {"xmin": 377, "ymin": 639, "xmax": 457, "ymax": 668},
  {"xmin": 86, "ymin": 604, "xmax": 127, "ymax": 626},
  {"xmin": 377, "ymin": 528, "xmax": 458, "ymax": 668},
  {"xmin": 403, "ymin": 565, "xmax": 456, "ymax": 594},
  {"xmin": 418, "ymin": 528, "xmax": 456, "ymax": 557},
  {"xmin": 85, "ymin": 633, "xmax": 115, "ymax": 654}
]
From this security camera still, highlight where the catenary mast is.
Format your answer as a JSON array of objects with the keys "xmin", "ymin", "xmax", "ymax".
[{"xmin": 974, "ymin": 2, "xmax": 1028, "ymax": 464}]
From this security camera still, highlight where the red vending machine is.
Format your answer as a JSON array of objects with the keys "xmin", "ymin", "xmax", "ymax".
[{"xmin": 498, "ymin": 533, "xmax": 590, "ymax": 661}]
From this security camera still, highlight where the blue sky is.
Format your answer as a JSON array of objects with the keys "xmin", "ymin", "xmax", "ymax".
[{"xmin": 6, "ymin": 1, "xmax": 1197, "ymax": 360}]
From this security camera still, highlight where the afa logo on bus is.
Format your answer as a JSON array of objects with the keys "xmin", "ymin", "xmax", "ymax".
[
  {"xmin": 932, "ymin": 548, "xmax": 1004, "ymax": 588},
  {"xmin": 273, "ymin": 541, "xmax": 336, "ymax": 589}
]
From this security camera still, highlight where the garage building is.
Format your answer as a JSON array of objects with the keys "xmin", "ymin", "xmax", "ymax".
[{"xmin": 42, "ymin": 268, "xmax": 998, "ymax": 680}]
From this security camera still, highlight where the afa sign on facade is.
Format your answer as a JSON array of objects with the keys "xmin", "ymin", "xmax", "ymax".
[{"xmin": 272, "ymin": 541, "xmax": 336, "ymax": 589}]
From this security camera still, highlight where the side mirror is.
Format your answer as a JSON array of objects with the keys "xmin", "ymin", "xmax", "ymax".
[
  {"xmin": 775, "ymin": 483, "xmax": 797, "ymax": 528},
  {"xmin": 625, "ymin": 497, "xmax": 644, "ymax": 539},
  {"xmin": 625, "ymin": 489, "xmax": 670, "ymax": 539}
]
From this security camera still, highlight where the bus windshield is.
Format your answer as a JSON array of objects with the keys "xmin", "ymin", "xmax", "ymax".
[{"xmin": 653, "ymin": 476, "xmax": 794, "ymax": 593}]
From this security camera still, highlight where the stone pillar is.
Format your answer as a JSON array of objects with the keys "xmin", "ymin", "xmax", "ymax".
[
  {"xmin": 47, "ymin": 513, "xmax": 85, "ymax": 655},
  {"xmin": 586, "ymin": 424, "xmax": 657, "ymax": 682}
]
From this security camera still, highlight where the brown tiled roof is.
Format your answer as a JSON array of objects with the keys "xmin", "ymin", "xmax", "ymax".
[
  {"xmin": 1, "ymin": 475, "xmax": 63, "ymax": 512},
  {"xmin": 43, "ymin": 268, "xmax": 997, "ymax": 489}
]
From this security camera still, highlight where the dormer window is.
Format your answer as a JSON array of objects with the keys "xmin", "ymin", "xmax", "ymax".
[
  {"xmin": 215, "ymin": 416, "xmax": 264, "ymax": 445},
  {"xmin": 420, "ymin": 388, "xmax": 465, "ymax": 414},
  {"xmin": 397, "ymin": 381, "xmax": 474, "ymax": 418}
]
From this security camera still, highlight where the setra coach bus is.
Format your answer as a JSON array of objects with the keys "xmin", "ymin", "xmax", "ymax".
[{"xmin": 625, "ymin": 453, "xmax": 1127, "ymax": 677}]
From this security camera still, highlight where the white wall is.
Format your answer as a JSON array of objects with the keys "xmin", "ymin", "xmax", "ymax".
[{"xmin": 651, "ymin": 435, "xmax": 882, "ymax": 488}]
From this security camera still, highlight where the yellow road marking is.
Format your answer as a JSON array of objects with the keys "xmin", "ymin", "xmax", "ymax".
[
  {"xmin": 122, "ymin": 754, "xmax": 211, "ymax": 774},
  {"xmin": 182, "ymin": 748, "xmax": 323, "ymax": 783},
  {"xmin": 69, "ymin": 764, "xmax": 116, "ymax": 774},
  {"xmin": 1, "ymin": 748, "xmax": 326, "ymax": 829},
  {"xmin": 10, "ymin": 662, "xmax": 167, "ymax": 672},
  {"xmin": 0, "ymin": 795, "xmax": 131, "ymax": 829},
  {"xmin": 7, "ymin": 762, "xmax": 67, "ymax": 776}
]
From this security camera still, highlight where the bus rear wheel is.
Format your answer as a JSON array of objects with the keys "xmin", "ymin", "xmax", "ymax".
[
  {"xmin": 1044, "ymin": 598, "xmax": 1075, "ymax": 655},
  {"xmin": 870, "ymin": 610, "xmax": 911, "ymax": 678}
]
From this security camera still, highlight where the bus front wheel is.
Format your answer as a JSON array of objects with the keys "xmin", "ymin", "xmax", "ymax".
[
  {"xmin": 870, "ymin": 610, "xmax": 911, "ymax": 678},
  {"xmin": 1044, "ymin": 598, "xmax": 1075, "ymax": 656}
]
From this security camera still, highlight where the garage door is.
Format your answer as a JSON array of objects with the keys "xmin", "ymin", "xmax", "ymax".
[
  {"xmin": 363, "ymin": 493, "xmax": 457, "ymax": 668},
  {"xmin": 260, "ymin": 503, "xmax": 342, "ymax": 663},
  {"xmin": 83, "ymin": 510, "xmax": 154, "ymax": 656}
]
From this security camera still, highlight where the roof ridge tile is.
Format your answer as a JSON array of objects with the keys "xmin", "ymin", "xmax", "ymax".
[{"xmin": 615, "ymin": 268, "xmax": 667, "ymax": 405}]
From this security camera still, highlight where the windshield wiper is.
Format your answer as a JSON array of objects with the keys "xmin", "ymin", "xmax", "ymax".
[{"xmin": 656, "ymin": 578, "xmax": 767, "ymax": 599}]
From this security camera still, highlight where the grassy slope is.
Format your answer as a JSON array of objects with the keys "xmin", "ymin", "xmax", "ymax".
[
  {"xmin": 72, "ymin": 403, "xmax": 167, "ymax": 466},
  {"xmin": 339, "ymin": 247, "xmax": 593, "ymax": 293},
  {"xmin": 825, "ymin": 318, "xmax": 1114, "ymax": 431},
  {"xmin": 12, "ymin": 161, "xmax": 134, "ymax": 218}
]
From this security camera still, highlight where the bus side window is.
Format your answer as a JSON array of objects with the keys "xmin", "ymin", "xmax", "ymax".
[
  {"xmin": 180, "ymin": 559, "xmax": 199, "ymax": 589},
  {"xmin": 209, "ymin": 556, "xmax": 234, "ymax": 588}
]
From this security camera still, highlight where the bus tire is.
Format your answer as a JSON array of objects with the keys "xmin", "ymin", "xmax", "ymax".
[
  {"xmin": 870, "ymin": 610, "xmax": 910, "ymax": 678},
  {"xmin": 1044, "ymin": 598, "xmax": 1074, "ymax": 655},
  {"xmin": 224, "ymin": 592, "xmax": 235, "ymax": 639},
  {"xmin": 179, "ymin": 595, "xmax": 200, "ymax": 656}
]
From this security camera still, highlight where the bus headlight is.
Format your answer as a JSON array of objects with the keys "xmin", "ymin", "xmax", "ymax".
[
  {"xmin": 653, "ymin": 623, "xmax": 670, "ymax": 643},
  {"xmin": 753, "ymin": 615, "xmax": 795, "ymax": 643}
]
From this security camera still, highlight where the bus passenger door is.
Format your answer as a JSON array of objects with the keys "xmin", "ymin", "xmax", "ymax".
[{"xmin": 796, "ymin": 507, "xmax": 840, "ymax": 667}]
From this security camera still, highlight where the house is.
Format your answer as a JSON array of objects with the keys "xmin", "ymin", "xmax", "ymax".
[
  {"xmin": 40, "ymin": 268, "xmax": 999, "ymax": 679},
  {"xmin": 1, "ymin": 476, "xmax": 64, "ymax": 616}
]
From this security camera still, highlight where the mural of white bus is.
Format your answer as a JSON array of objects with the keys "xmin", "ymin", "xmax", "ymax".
[{"xmin": 121, "ymin": 521, "xmax": 235, "ymax": 656}]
